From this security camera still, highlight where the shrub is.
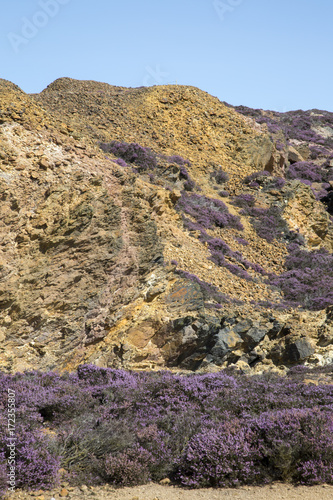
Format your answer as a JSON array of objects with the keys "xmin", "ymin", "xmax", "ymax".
[
  {"xmin": 179, "ymin": 166, "xmax": 197, "ymax": 191},
  {"xmin": 100, "ymin": 141, "xmax": 157, "ymax": 170},
  {"xmin": 286, "ymin": 161, "xmax": 324, "ymax": 183},
  {"xmin": 104, "ymin": 445, "xmax": 152, "ymax": 486},
  {"xmin": 202, "ymin": 236, "xmax": 267, "ymax": 279},
  {"xmin": 210, "ymin": 168, "xmax": 229, "ymax": 185},
  {"xmin": 240, "ymin": 205, "xmax": 289, "ymax": 243},
  {"xmin": 0, "ymin": 455, "xmax": 6, "ymax": 498},
  {"xmin": 269, "ymin": 244, "xmax": 333, "ymax": 310},
  {"xmin": 268, "ymin": 177, "xmax": 286, "ymax": 190},
  {"xmin": 250, "ymin": 408, "xmax": 333, "ymax": 484},
  {"xmin": 166, "ymin": 155, "xmax": 197, "ymax": 191},
  {"xmin": 234, "ymin": 236, "xmax": 249, "ymax": 246},
  {"xmin": 176, "ymin": 420, "xmax": 261, "ymax": 487},
  {"xmin": 0, "ymin": 408, "xmax": 61, "ymax": 490},
  {"xmin": 231, "ymin": 194, "xmax": 256, "ymax": 208},
  {"xmin": 1, "ymin": 366, "xmax": 332, "ymax": 490},
  {"xmin": 176, "ymin": 192, "xmax": 243, "ymax": 231},
  {"xmin": 111, "ymin": 158, "xmax": 127, "ymax": 167},
  {"xmin": 167, "ymin": 155, "xmax": 191, "ymax": 167}
]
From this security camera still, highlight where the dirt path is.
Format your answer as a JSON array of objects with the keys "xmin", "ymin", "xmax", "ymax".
[{"xmin": 9, "ymin": 482, "xmax": 333, "ymax": 500}]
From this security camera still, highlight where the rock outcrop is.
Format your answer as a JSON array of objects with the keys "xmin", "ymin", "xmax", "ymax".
[{"xmin": 1, "ymin": 78, "xmax": 333, "ymax": 374}]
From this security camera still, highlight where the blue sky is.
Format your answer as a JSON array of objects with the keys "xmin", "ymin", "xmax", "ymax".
[{"xmin": 1, "ymin": 0, "xmax": 333, "ymax": 111}]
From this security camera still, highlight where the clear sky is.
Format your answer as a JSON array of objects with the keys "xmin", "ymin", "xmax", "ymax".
[{"xmin": 1, "ymin": 0, "xmax": 333, "ymax": 112}]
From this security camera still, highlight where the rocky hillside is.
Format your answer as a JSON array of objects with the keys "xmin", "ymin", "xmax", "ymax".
[{"xmin": 1, "ymin": 77, "xmax": 333, "ymax": 374}]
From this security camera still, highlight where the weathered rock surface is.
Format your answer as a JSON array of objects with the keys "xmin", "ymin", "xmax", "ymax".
[{"xmin": 1, "ymin": 78, "xmax": 333, "ymax": 374}]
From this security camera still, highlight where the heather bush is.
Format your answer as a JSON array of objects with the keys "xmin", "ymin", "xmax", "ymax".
[
  {"xmin": 0, "ymin": 408, "xmax": 61, "ymax": 490},
  {"xmin": 210, "ymin": 168, "xmax": 229, "ymax": 185},
  {"xmin": 175, "ymin": 191, "xmax": 270, "ymax": 281},
  {"xmin": 231, "ymin": 193, "xmax": 256, "ymax": 208},
  {"xmin": 268, "ymin": 177, "xmax": 286, "ymax": 190},
  {"xmin": 166, "ymin": 155, "xmax": 197, "ymax": 191},
  {"xmin": 234, "ymin": 236, "xmax": 249, "ymax": 246},
  {"xmin": 179, "ymin": 166, "xmax": 197, "ymax": 191},
  {"xmin": 269, "ymin": 244, "xmax": 333, "ymax": 310},
  {"xmin": 309, "ymin": 145, "xmax": 330, "ymax": 160},
  {"xmin": 167, "ymin": 155, "xmax": 191, "ymax": 167},
  {"xmin": 240, "ymin": 204, "xmax": 301, "ymax": 244},
  {"xmin": 203, "ymin": 237, "xmax": 254, "ymax": 281},
  {"xmin": 286, "ymin": 161, "xmax": 324, "ymax": 183},
  {"xmin": 100, "ymin": 141, "xmax": 157, "ymax": 171},
  {"xmin": 112, "ymin": 158, "xmax": 127, "ymax": 167},
  {"xmin": 0, "ymin": 366, "xmax": 332, "ymax": 490},
  {"xmin": 105, "ymin": 445, "xmax": 152, "ymax": 486},
  {"xmin": 234, "ymin": 106, "xmax": 333, "ymax": 147},
  {"xmin": 176, "ymin": 192, "xmax": 243, "ymax": 231},
  {"xmin": 250, "ymin": 408, "xmax": 333, "ymax": 484},
  {"xmin": 176, "ymin": 420, "xmax": 261, "ymax": 487}
]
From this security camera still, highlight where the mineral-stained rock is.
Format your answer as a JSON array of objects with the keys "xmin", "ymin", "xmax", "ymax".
[
  {"xmin": 165, "ymin": 280, "xmax": 204, "ymax": 312},
  {"xmin": 210, "ymin": 328, "xmax": 243, "ymax": 363},
  {"xmin": 1, "ymin": 78, "xmax": 333, "ymax": 373},
  {"xmin": 288, "ymin": 145, "xmax": 304, "ymax": 163}
]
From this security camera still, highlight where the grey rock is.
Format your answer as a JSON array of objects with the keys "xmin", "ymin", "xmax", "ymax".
[
  {"xmin": 211, "ymin": 328, "xmax": 243, "ymax": 361},
  {"xmin": 285, "ymin": 339, "xmax": 315, "ymax": 363},
  {"xmin": 242, "ymin": 327, "xmax": 267, "ymax": 348}
]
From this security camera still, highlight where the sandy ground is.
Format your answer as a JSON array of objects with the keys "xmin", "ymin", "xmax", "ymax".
[{"xmin": 7, "ymin": 482, "xmax": 333, "ymax": 500}]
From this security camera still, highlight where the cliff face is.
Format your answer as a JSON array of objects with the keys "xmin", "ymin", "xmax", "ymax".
[{"xmin": 1, "ymin": 77, "xmax": 333, "ymax": 374}]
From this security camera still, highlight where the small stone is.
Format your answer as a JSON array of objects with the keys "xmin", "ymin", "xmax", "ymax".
[
  {"xmin": 3, "ymin": 315, "xmax": 12, "ymax": 325},
  {"xmin": 59, "ymin": 488, "xmax": 69, "ymax": 497},
  {"xmin": 159, "ymin": 477, "xmax": 171, "ymax": 485},
  {"xmin": 80, "ymin": 485, "xmax": 88, "ymax": 492},
  {"xmin": 35, "ymin": 496, "xmax": 45, "ymax": 500}
]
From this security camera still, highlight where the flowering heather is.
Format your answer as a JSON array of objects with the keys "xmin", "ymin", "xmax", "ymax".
[
  {"xmin": 176, "ymin": 192, "xmax": 243, "ymax": 231},
  {"xmin": 234, "ymin": 236, "xmax": 249, "ymax": 246},
  {"xmin": 234, "ymin": 106, "xmax": 333, "ymax": 148},
  {"xmin": 111, "ymin": 158, "xmax": 127, "ymax": 167},
  {"xmin": 269, "ymin": 244, "xmax": 333, "ymax": 310},
  {"xmin": 167, "ymin": 154, "xmax": 191, "ymax": 167},
  {"xmin": 0, "ymin": 366, "xmax": 332, "ymax": 490},
  {"xmin": 242, "ymin": 172, "xmax": 286, "ymax": 191},
  {"xmin": 231, "ymin": 193, "xmax": 256, "ymax": 208},
  {"xmin": 210, "ymin": 168, "xmax": 229, "ymax": 185},
  {"xmin": 200, "ymin": 234, "xmax": 267, "ymax": 279},
  {"xmin": 286, "ymin": 161, "xmax": 325, "ymax": 183},
  {"xmin": 100, "ymin": 141, "xmax": 158, "ymax": 170},
  {"xmin": 269, "ymin": 177, "xmax": 286, "ymax": 189},
  {"xmin": 240, "ymin": 205, "xmax": 290, "ymax": 243}
]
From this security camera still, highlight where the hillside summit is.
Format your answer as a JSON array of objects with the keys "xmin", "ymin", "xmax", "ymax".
[{"xmin": 0, "ymin": 77, "xmax": 333, "ymax": 374}]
